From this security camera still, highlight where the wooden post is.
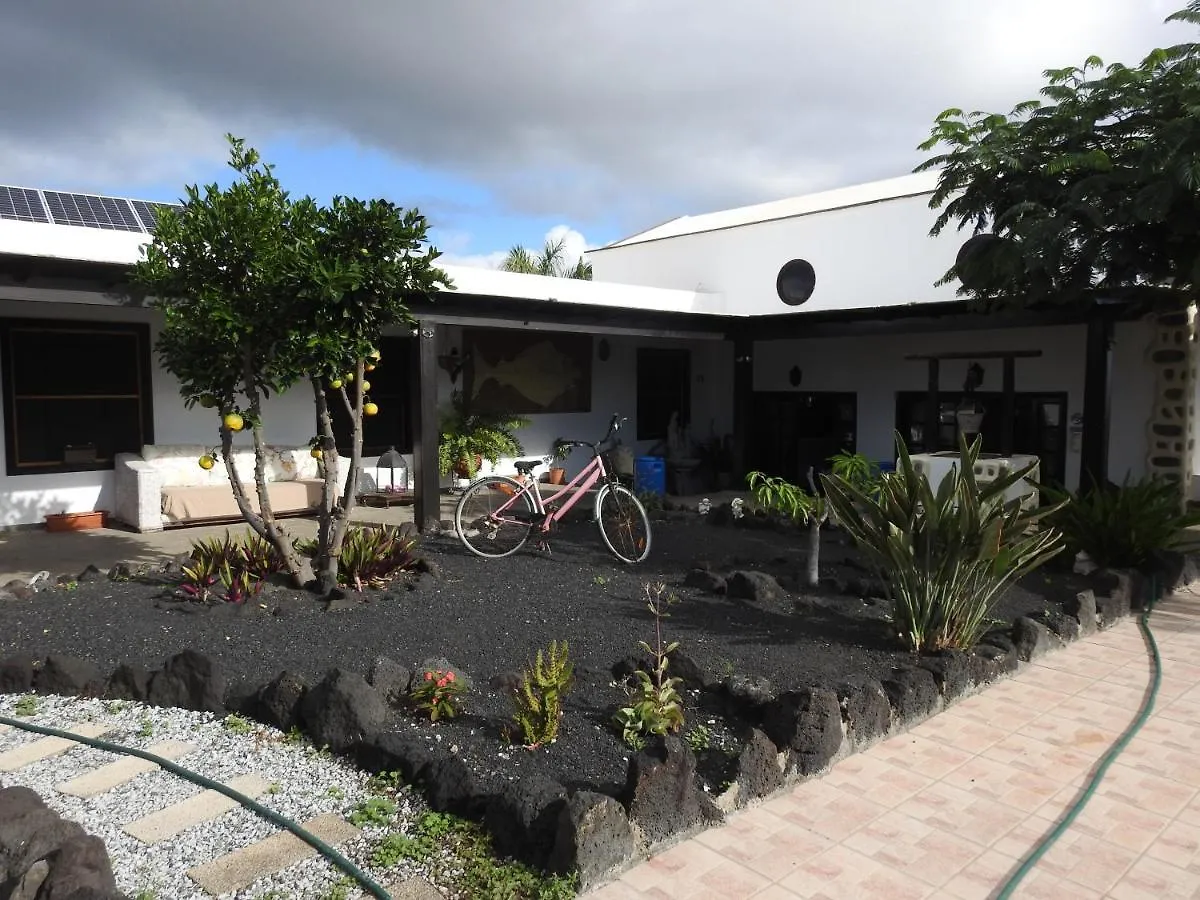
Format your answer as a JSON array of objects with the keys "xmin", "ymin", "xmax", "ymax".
[
  {"xmin": 1001, "ymin": 355, "xmax": 1016, "ymax": 457},
  {"xmin": 731, "ymin": 334, "xmax": 753, "ymax": 480},
  {"xmin": 925, "ymin": 358, "xmax": 940, "ymax": 453},
  {"xmin": 411, "ymin": 321, "xmax": 441, "ymax": 531},
  {"xmin": 1080, "ymin": 312, "xmax": 1113, "ymax": 492}
]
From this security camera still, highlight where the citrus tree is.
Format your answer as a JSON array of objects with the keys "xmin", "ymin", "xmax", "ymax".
[
  {"xmin": 134, "ymin": 136, "xmax": 450, "ymax": 590},
  {"xmin": 917, "ymin": 3, "xmax": 1200, "ymax": 313}
]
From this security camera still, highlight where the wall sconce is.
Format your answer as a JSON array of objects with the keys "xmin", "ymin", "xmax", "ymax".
[
  {"xmin": 735, "ymin": 353, "xmax": 753, "ymax": 364},
  {"xmin": 788, "ymin": 365, "xmax": 802, "ymax": 387},
  {"xmin": 437, "ymin": 347, "xmax": 469, "ymax": 384}
]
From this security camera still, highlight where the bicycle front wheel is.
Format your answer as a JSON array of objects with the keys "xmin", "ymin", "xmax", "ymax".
[
  {"xmin": 455, "ymin": 476, "xmax": 536, "ymax": 559},
  {"xmin": 596, "ymin": 483, "xmax": 652, "ymax": 563}
]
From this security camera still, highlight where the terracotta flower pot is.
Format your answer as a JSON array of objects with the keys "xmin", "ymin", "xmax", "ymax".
[
  {"xmin": 548, "ymin": 467, "xmax": 567, "ymax": 485},
  {"xmin": 45, "ymin": 511, "xmax": 106, "ymax": 533}
]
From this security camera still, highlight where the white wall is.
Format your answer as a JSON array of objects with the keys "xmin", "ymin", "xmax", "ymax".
[
  {"xmin": 752, "ymin": 319, "xmax": 1159, "ymax": 491},
  {"xmin": 435, "ymin": 324, "xmax": 731, "ymax": 481},
  {"xmin": 591, "ymin": 191, "xmax": 964, "ymax": 316}
]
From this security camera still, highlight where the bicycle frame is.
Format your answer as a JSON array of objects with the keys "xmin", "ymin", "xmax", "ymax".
[{"xmin": 486, "ymin": 450, "xmax": 613, "ymax": 533}]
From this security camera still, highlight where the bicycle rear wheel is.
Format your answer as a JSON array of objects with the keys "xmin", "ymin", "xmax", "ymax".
[
  {"xmin": 596, "ymin": 483, "xmax": 651, "ymax": 563},
  {"xmin": 455, "ymin": 476, "xmax": 537, "ymax": 558}
]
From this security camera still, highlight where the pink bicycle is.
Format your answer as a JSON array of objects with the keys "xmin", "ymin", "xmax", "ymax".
[{"xmin": 453, "ymin": 415, "xmax": 652, "ymax": 563}]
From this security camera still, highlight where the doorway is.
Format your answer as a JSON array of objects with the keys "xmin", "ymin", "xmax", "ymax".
[{"xmin": 747, "ymin": 392, "xmax": 857, "ymax": 484}]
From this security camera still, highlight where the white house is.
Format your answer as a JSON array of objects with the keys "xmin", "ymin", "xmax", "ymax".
[{"xmin": 0, "ymin": 173, "xmax": 1192, "ymax": 531}]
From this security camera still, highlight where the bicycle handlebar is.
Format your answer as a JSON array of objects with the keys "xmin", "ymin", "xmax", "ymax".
[{"xmin": 551, "ymin": 414, "xmax": 625, "ymax": 458}]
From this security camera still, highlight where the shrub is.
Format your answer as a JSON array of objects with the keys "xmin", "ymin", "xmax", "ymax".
[
  {"xmin": 410, "ymin": 668, "xmax": 467, "ymax": 722},
  {"xmin": 511, "ymin": 640, "xmax": 575, "ymax": 747},
  {"xmin": 296, "ymin": 525, "xmax": 418, "ymax": 590},
  {"xmin": 1041, "ymin": 476, "xmax": 1200, "ymax": 570},
  {"xmin": 829, "ymin": 450, "xmax": 882, "ymax": 495},
  {"xmin": 614, "ymin": 583, "xmax": 685, "ymax": 749},
  {"xmin": 823, "ymin": 433, "xmax": 1064, "ymax": 653},
  {"xmin": 747, "ymin": 468, "xmax": 828, "ymax": 587},
  {"xmin": 180, "ymin": 531, "xmax": 281, "ymax": 603}
]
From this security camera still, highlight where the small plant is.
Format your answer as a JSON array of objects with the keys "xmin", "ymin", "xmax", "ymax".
[
  {"xmin": 829, "ymin": 450, "xmax": 882, "ymax": 495},
  {"xmin": 614, "ymin": 582, "xmax": 685, "ymax": 749},
  {"xmin": 137, "ymin": 716, "xmax": 154, "ymax": 738},
  {"xmin": 179, "ymin": 555, "xmax": 222, "ymax": 604},
  {"xmin": 747, "ymin": 468, "xmax": 828, "ymax": 587},
  {"xmin": 60, "ymin": 580, "xmax": 79, "ymax": 592},
  {"xmin": 437, "ymin": 391, "xmax": 530, "ymax": 478},
  {"xmin": 349, "ymin": 795, "xmax": 398, "ymax": 827},
  {"xmin": 367, "ymin": 770, "xmax": 405, "ymax": 794},
  {"xmin": 284, "ymin": 726, "xmax": 305, "ymax": 745},
  {"xmin": 13, "ymin": 694, "xmax": 38, "ymax": 717},
  {"xmin": 320, "ymin": 877, "xmax": 354, "ymax": 900},
  {"xmin": 267, "ymin": 782, "xmax": 281, "ymax": 795},
  {"xmin": 409, "ymin": 668, "xmax": 466, "ymax": 722},
  {"xmin": 371, "ymin": 832, "xmax": 419, "ymax": 867},
  {"xmin": 592, "ymin": 574, "xmax": 609, "ymax": 586},
  {"xmin": 684, "ymin": 724, "xmax": 713, "ymax": 752},
  {"xmin": 179, "ymin": 531, "xmax": 278, "ymax": 603},
  {"xmin": 326, "ymin": 785, "xmax": 345, "ymax": 800},
  {"xmin": 1042, "ymin": 476, "xmax": 1200, "ymax": 570},
  {"xmin": 511, "ymin": 640, "xmax": 575, "ymax": 748},
  {"xmin": 296, "ymin": 525, "xmax": 419, "ymax": 590},
  {"xmin": 636, "ymin": 490, "xmax": 665, "ymax": 513},
  {"xmin": 133, "ymin": 889, "xmax": 158, "ymax": 900},
  {"xmin": 103, "ymin": 699, "xmax": 126, "ymax": 714},
  {"xmin": 223, "ymin": 713, "xmax": 254, "ymax": 734}
]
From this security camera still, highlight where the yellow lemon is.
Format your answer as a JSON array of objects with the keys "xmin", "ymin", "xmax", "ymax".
[
  {"xmin": 360, "ymin": 380, "xmax": 371, "ymax": 393},
  {"xmin": 198, "ymin": 455, "xmax": 216, "ymax": 470},
  {"xmin": 310, "ymin": 447, "xmax": 323, "ymax": 459},
  {"xmin": 368, "ymin": 348, "xmax": 381, "ymax": 360},
  {"xmin": 363, "ymin": 402, "xmax": 379, "ymax": 417},
  {"xmin": 345, "ymin": 373, "xmax": 355, "ymax": 383},
  {"xmin": 330, "ymin": 378, "xmax": 343, "ymax": 390},
  {"xmin": 223, "ymin": 412, "xmax": 244, "ymax": 432}
]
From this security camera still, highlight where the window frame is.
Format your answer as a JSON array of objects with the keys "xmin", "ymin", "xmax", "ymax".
[{"xmin": 1, "ymin": 318, "xmax": 154, "ymax": 476}]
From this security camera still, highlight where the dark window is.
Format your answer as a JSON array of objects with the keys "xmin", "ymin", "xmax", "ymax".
[
  {"xmin": 324, "ymin": 336, "xmax": 414, "ymax": 457},
  {"xmin": 637, "ymin": 348, "xmax": 690, "ymax": 440},
  {"xmin": 1, "ymin": 319, "xmax": 153, "ymax": 476}
]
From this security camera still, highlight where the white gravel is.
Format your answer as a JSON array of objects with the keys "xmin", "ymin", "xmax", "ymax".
[{"xmin": 0, "ymin": 694, "xmax": 442, "ymax": 899}]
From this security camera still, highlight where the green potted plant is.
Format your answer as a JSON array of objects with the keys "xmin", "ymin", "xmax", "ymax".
[
  {"xmin": 438, "ymin": 392, "xmax": 530, "ymax": 479},
  {"xmin": 547, "ymin": 438, "xmax": 570, "ymax": 484}
]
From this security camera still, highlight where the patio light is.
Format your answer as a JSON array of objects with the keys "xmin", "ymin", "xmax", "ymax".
[{"xmin": 377, "ymin": 446, "xmax": 407, "ymax": 492}]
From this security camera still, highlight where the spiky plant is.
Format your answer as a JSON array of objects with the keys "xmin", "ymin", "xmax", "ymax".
[
  {"xmin": 512, "ymin": 641, "xmax": 576, "ymax": 748},
  {"xmin": 822, "ymin": 432, "xmax": 1065, "ymax": 653},
  {"xmin": 499, "ymin": 236, "xmax": 593, "ymax": 280}
]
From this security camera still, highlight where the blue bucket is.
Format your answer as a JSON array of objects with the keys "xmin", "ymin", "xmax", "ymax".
[{"xmin": 634, "ymin": 456, "xmax": 666, "ymax": 496}]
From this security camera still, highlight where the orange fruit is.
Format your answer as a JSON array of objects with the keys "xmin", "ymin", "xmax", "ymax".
[
  {"xmin": 364, "ymin": 402, "xmax": 379, "ymax": 417},
  {"xmin": 223, "ymin": 412, "xmax": 244, "ymax": 432},
  {"xmin": 364, "ymin": 363, "xmax": 376, "ymax": 372}
]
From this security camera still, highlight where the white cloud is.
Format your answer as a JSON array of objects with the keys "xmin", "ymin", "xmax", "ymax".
[{"xmin": 439, "ymin": 224, "xmax": 593, "ymax": 272}]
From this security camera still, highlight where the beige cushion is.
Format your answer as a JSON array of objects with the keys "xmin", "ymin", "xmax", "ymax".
[{"xmin": 161, "ymin": 480, "xmax": 323, "ymax": 524}]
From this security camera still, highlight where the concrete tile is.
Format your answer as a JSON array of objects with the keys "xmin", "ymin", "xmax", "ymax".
[
  {"xmin": 0, "ymin": 722, "xmax": 111, "ymax": 773},
  {"xmin": 123, "ymin": 773, "xmax": 271, "ymax": 843},
  {"xmin": 56, "ymin": 740, "xmax": 195, "ymax": 798},
  {"xmin": 1108, "ymin": 854, "xmax": 1200, "ymax": 899},
  {"xmin": 778, "ymin": 844, "xmax": 934, "ymax": 900},
  {"xmin": 840, "ymin": 808, "xmax": 983, "ymax": 887}
]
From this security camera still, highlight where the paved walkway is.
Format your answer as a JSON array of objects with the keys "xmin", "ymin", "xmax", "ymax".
[{"xmin": 589, "ymin": 590, "xmax": 1200, "ymax": 900}]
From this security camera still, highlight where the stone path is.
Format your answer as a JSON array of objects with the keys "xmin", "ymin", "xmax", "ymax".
[{"xmin": 588, "ymin": 590, "xmax": 1200, "ymax": 899}]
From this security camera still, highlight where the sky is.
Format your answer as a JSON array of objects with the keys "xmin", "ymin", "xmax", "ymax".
[{"xmin": 0, "ymin": 1, "xmax": 1190, "ymax": 269}]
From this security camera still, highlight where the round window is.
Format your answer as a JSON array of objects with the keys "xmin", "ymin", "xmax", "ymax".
[{"xmin": 776, "ymin": 259, "xmax": 816, "ymax": 306}]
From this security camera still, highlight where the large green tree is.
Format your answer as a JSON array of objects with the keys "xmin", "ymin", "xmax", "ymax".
[
  {"xmin": 500, "ymin": 236, "xmax": 592, "ymax": 279},
  {"xmin": 134, "ymin": 136, "xmax": 450, "ymax": 590},
  {"xmin": 917, "ymin": 3, "xmax": 1200, "ymax": 312}
]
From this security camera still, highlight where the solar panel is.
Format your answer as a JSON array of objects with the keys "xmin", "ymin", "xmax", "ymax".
[
  {"xmin": 130, "ymin": 199, "xmax": 180, "ymax": 232},
  {"xmin": 43, "ymin": 191, "xmax": 144, "ymax": 232},
  {"xmin": 0, "ymin": 186, "xmax": 49, "ymax": 223}
]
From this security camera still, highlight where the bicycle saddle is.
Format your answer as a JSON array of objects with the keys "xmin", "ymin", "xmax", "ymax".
[{"xmin": 514, "ymin": 459, "xmax": 545, "ymax": 474}]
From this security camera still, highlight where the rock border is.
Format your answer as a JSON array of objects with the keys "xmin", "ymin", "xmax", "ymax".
[{"xmin": 0, "ymin": 556, "xmax": 1189, "ymax": 891}]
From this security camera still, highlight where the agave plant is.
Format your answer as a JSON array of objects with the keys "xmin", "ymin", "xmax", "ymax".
[{"xmin": 822, "ymin": 433, "xmax": 1065, "ymax": 653}]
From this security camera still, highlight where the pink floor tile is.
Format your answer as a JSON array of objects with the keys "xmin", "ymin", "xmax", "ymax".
[
  {"xmin": 940, "ymin": 849, "xmax": 1021, "ymax": 900},
  {"xmin": 778, "ymin": 844, "xmax": 934, "ymax": 900},
  {"xmin": 1108, "ymin": 854, "xmax": 1200, "ymax": 899}
]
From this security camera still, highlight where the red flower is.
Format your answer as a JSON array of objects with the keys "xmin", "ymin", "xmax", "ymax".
[
  {"xmin": 424, "ymin": 671, "xmax": 434, "ymax": 681},
  {"xmin": 446, "ymin": 671, "xmax": 456, "ymax": 682}
]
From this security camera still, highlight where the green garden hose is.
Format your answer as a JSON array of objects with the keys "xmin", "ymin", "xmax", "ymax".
[
  {"xmin": 0, "ymin": 715, "xmax": 392, "ymax": 900},
  {"xmin": 995, "ymin": 574, "xmax": 1163, "ymax": 899}
]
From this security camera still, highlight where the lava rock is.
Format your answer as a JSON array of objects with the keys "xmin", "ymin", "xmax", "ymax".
[
  {"xmin": 423, "ymin": 755, "xmax": 486, "ymax": 816},
  {"xmin": 104, "ymin": 664, "xmax": 151, "ymax": 702},
  {"xmin": 724, "ymin": 674, "xmax": 778, "ymax": 709},
  {"xmin": 34, "ymin": 835, "xmax": 119, "ymax": 899},
  {"xmin": 300, "ymin": 669, "xmax": 387, "ymax": 754},
  {"xmin": 684, "ymin": 568, "xmax": 726, "ymax": 594},
  {"xmin": 623, "ymin": 736, "xmax": 722, "ymax": 846},
  {"xmin": 726, "ymin": 571, "xmax": 784, "ymax": 604},
  {"xmin": 610, "ymin": 655, "xmax": 650, "ymax": 683},
  {"xmin": 323, "ymin": 589, "xmax": 360, "ymax": 613},
  {"xmin": 34, "ymin": 655, "xmax": 104, "ymax": 698},
  {"xmin": 1067, "ymin": 589, "xmax": 1099, "ymax": 637},
  {"xmin": 548, "ymin": 791, "xmax": 636, "ymax": 889},
  {"xmin": 367, "ymin": 656, "xmax": 412, "ymax": 705},
  {"xmin": 488, "ymin": 671, "xmax": 523, "ymax": 695},
  {"xmin": 667, "ymin": 650, "xmax": 718, "ymax": 691},
  {"xmin": 0, "ymin": 655, "xmax": 35, "ymax": 693},
  {"xmin": 1096, "ymin": 573, "xmax": 1134, "ymax": 627},
  {"xmin": 917, "ymin": 650, "xmax": 971, "ymax": 701},
  {"xmin": 836, "ymin": 679, "xmax": 892, "ymax": 746},
  {"xmin": 106, "ymin": 563, "xmax": 133, "ymax": 581},
  {"xmin": 146, "ymin": 650, "xmax": 227, "ymax": 715},
  {"xmin": 7, "ymin": 858, "xmax": 49, "ymax": 900},
  {"xmin": 970, "ymin": 643, "xmax": 1018, "ymax": 682},
  {"xmin": 1044, "ymin": 609, "xmax": 1081, "ymax": 643},
  {"xmin": 761, "ymin": 688, "xmax": 843, "ymax": 775},
  {"xmin": 414, "ymin": 557, "xmax": 442, "ymax": 578},
  {"xmin": 846, "ymin": 576, "xmax": 887, "ymax": 599},
  {"xmin": 75, "ymin": 565, "xmax": 104, "ymax": 584},
  {"xmin": 415, "ymin": 657, "xmax": 473, "ymax": 691},
  {"xmin": 257, "ymin": 670, "xmax": 309, "ymax": 733},
  {"xmin": 734, "ymin": 728, "xmax": 784, "ymax": 803},
  {"xmin": 355, "ymin": 732, "xmax": 441, "ymax": 783},
  {"xmin": 1, "ymin": 580, "xmax": 34, "ymax": 601},
  {"xmin": 1013, "ymin": 617, "xmax": 1057, "ymax": 662},
  {"xmin": 881, "ymin": 666, "xmax": 940, "ymax": 722},
  {"xmin": 485, "ymin": 776, "xmax": 568, "ymax": 867}
]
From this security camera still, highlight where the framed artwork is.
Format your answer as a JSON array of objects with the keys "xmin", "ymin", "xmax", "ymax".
[{"xmin": 463, "ymin": 328, "xmax": 592, "ymax": 414}]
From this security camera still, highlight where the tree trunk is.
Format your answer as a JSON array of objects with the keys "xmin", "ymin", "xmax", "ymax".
[
  {"xmin": 804, "ymin": 467, "xmax": 826, "ymax": 589},
  {"xmin": 311, "ymin": 358, "xmax": 365, "ymax": 593}
]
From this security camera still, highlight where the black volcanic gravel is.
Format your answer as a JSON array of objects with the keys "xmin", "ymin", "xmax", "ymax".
[{"xmin": 0, "ymin": 517, "xmax": 1092, "ymax": 795}]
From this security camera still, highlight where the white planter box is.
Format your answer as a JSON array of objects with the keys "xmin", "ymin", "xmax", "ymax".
[{"xmin": 909, "ymin": 452, "xmax": 1040, "ymax": 511}]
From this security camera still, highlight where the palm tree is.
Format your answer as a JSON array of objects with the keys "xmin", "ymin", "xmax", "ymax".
[{"xmin": 500, "ymin": 236, "xmax": 593, "ymax": 280}]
